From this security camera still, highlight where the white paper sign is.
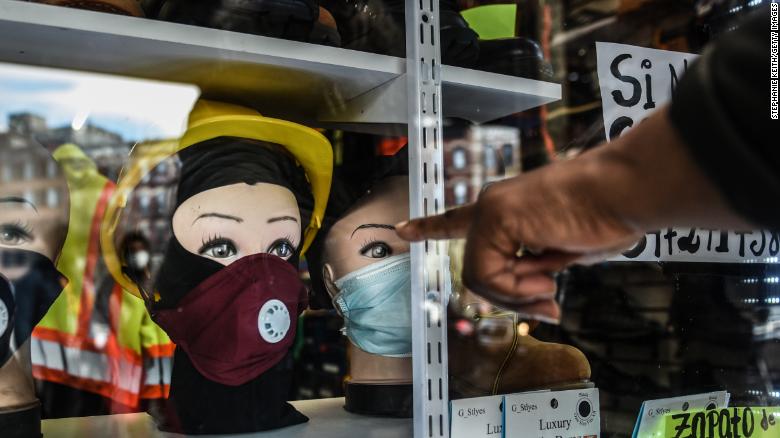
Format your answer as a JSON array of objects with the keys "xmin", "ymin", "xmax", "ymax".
[
  {"xmin": 596, "ymin": 43, "xmax": 775, "ymax": 264},
  {"xmin": 595, "ymin": 42, "xmax": 697, "ymax": 141},
  {"xmin": 613, "ymin": 228, "xmax": 780, "ymax": 263},
  {"xmin": 450, "ymin": 395, "xmax": 505, "ymax": 438},
  {"xmin": 631, "ymin": 391, "xmax": 730, "ymax": 438},
  {"xmin": 504, "ymin": 389, "xmax": 600, "ymax": 438}
]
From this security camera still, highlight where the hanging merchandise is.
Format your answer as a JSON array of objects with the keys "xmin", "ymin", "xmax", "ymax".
[
  {"xmin": 31, "ymin": 143, "xmax": 174, "ymax": 415},
  {"xmin": 100, "ymin": 99, "xmax": 333, "ymax": 434},
  {"xmin": 0, "ymin": 139, "xmax": 70, "ymax": 438}
]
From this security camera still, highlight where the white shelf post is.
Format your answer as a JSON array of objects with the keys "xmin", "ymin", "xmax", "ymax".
[{"xmin": 405, "ymin": 0, "xmax": 451, "ymax": 437}]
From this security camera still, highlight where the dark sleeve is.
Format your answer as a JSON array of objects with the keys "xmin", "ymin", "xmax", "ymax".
[{"xmin": 669, "ymin": 6, "xmax": 778, "ymax": 229}]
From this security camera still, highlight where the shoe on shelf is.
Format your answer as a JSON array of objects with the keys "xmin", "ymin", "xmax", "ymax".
[
  {"xmin": 320, "ymin": 0, "xmax": 479, "ymax": 66},
  {"xmin": 311, "ymin": 6, "xmax": 341, "ymax": 46},
  {"xmin": 448, "ymin": 311, "xmax": 592, "ymax": 399},
  {"xmin": 34, "ymin": 0, "xmax": 145, "ymax": 16},
  {"xmin": 154, "ymin": 0, "xmax": 340, "ymax": 45},
  {"xmin": 475, "ymin": 37, "xmax": 553, "ymax": 80}
]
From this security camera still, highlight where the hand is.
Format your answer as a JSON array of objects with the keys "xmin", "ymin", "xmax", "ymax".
[
  {"xmin": 396, "ymin": 107, "xmax": 743, "ymax": 321},
  {"xmin": 396, "ymin": 149, "xmax": 642, "ymax": 322}
]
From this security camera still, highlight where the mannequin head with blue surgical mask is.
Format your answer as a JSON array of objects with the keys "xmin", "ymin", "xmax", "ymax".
[{"xmin": 320, "ymin": 175, "xmax": 412, "ymax": 385}]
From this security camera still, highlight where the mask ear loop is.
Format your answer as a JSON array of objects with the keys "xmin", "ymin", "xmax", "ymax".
[{"xmin": 121, "ymin": 265, "xmax": 156, "ymax": 314}]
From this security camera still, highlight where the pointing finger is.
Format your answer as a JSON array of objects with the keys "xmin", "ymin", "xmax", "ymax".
[{"xmin": 395, "ymin": 204, "xmax": 475, "ymax": 241}]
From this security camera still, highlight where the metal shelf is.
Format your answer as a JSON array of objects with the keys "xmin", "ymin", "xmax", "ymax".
[
  {"xmin": 0, "ymin": 0, "xmax": 560, "ymax": 132},
  {"xmin": 41, "ymin": 398, "xmax": 412, "ymax": 437}
]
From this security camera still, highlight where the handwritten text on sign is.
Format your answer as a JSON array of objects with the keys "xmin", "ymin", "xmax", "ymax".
[
  {"xmin": 596, "ymin": 42, "xmax": 697, "ymax": 140},
  {"xmin": 665, "ymin": 407, "xmax": 780, "ymax": 438},
  {"xmin": 613, "ymin": 229, "xmax": 780, "ymax": 263},
  {"xmin": 596, "ymin": 43, "xmax": 774, "ymax": 264}
]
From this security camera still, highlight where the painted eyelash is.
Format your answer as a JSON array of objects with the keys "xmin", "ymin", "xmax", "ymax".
[
  {"xmin": 198, "ymin": 234, "xmax": 234, "ymax": 253},
  {"xmin": 0, "ymin": 220, "xmax": 34, "ymax": 238},
  {"xmin": 201, "ymin": 233, "xmax": 223, "ymax": 247},
  {"xmin": 359, "ymin": 236, "xmax": 379, "ymax": 253},
  {"xmin": 13, "ymin": 220, "xmax": 34, "ymax": 235},
  {"xmin": 284, "ymin": 233, "xmax": 302, "ymax": 250},
  {"xmin": 269, "ymin": 234, "xmax": 297, "ymax": 251}
]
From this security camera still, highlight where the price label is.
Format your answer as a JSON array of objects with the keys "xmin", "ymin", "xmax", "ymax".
[
  {"xmin": 632, "ymin": 391, "xmax": 730, "ymax": 438},
  {"xmin": 504, "ymin": 388, "xmax": 600, "ymax": 438},
  {"xmin": 450, "ymin": 394, "xmax": 505, "ymax": 438},
  {"xmin": 664, "ymin": 407, "xmax": 780, "ymax": 438}
]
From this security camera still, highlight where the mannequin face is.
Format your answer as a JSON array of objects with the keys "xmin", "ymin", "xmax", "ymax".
[
  {"xmin": 323, "ymin": 176, "xmax": 409, "ymax": 292},
  {"xmin": 172, "ymin": 182, "xmax": 301, "ymax": 266},
  {"xmin": 0, "ymin": 154, "xmax": 69, "ymax": 275},
  {"xmin": 0, "ymin": 145, "xmax": 68, "ymax": 408}
]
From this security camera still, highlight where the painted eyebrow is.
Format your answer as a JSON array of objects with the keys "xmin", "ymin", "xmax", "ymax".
[
  {"xmin": 351, "ymin": 223, "xmax": 395, "ymax": 238},
  {"xmin": 267, "ymin": 216, "xmax": 298, "ymax": 224},
  {"xmin": 192, "ymin": 212, "xmax": 244, "ymax": 225},
  {"xmin": 0, "ymin": 197, "xmax": 38, "ymax": 213}
]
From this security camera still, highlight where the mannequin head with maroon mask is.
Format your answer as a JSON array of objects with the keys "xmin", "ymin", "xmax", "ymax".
[
  {"xmin": 149, "ymin": 136, "xmax": 312, "ymax": 434},
  {"xmin": 0, "ymin": 139, "xmax": 69, "ymax": 436}
]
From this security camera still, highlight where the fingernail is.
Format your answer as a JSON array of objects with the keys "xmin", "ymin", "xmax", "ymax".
[{"xmin": 395, "ymin": 221, "xmax": 409, "ymax": 229}]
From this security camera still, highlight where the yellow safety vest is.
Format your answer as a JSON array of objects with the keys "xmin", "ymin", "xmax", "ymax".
[{"xmin": 32, "ymin": 144, "xmax": 173, "ymax": 409}]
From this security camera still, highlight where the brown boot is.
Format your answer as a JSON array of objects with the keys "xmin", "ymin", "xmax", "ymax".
[{"xmin": 449, "ymin": 312, "xmax": 591, "ymax": 398}]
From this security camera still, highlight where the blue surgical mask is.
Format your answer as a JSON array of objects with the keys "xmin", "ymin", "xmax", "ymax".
[{"xmin": 332, "ymin": 254, "xmax": 412, "ymax": 357}]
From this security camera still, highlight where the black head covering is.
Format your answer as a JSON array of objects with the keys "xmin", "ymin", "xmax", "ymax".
[
  {"xmin": 175, "ymin": 136, "xmax": 313, "ymax": 228},
  {"xmin": 153, "ymin": 136, "xmax": 314, "ymax": 309},
  {"xmin": 148, "ymin": 136, "xmax": 314, "ymax": 433},
  {"xmin": 306, "ymin": 146, "xmax": 408, "ymax": 309}
]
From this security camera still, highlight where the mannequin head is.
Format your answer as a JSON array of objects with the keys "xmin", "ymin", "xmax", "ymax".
[
  {"xmin": 319, "ymin": 175, "xmax": 412, "ymax": 384},
  {"xmin": 0, "ymin": 149, "xmax": 69, "ymax": 266},
  {"xmin": 0, "ymin": 139, "xmax": 69, "ymax": 410},
  {"xmin": 149, "ymin": 136, "xmax": 313, "ymax": 434}
]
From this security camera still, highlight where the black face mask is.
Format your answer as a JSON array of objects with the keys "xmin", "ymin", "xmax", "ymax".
[
  {"xmin": 0, "ymin": 249, "xmax": 65, "ymax": 366},
  {"xmin": 0, "ymin": 275, "xmax": 14, "ymax": 365}
]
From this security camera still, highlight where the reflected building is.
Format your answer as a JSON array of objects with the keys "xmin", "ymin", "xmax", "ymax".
[
  {"xmin": 0, "ymin": 119, "xmax": 68, "ymax": 225},
  {"xmin": 2, "ymin": 112, "xmax": 130, "ymax": 182},
  {"xmin": 443, "ymin": 124, "xmax": 521, "ymax": 206},
  {"xmin": 117, "ymin": 142, "xmax": 179, "ymax": 271}
]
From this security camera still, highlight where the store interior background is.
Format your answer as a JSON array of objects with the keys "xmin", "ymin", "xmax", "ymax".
[{"xmin": 1, "ymin": 1, "xmax": 776, "ymax": 437}]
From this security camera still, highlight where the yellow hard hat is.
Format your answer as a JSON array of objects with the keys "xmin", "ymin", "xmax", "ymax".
[{"xmin": 101, "ymin": 100, "xmax": 333, "ymax": 299}]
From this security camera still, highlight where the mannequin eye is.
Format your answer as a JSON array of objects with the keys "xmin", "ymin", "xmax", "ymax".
[
  {"xmin": 0, "ymin": 223, "xmax": 33, "ymax": 247},
  {"xmin": 268, "ymin": 239, "xmax": 294, "ymax": 259},
  {"xmin": 360, "ymin": 241, "xmax": 391, "ymax": 259},
  {"xmin": 198, "ymin": 237, "xmax": 237, "ymax": 259}
]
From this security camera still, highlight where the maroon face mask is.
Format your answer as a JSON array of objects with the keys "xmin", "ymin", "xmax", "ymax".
[{"xmin": 153, "ymin": 253, "xmax": 307, "ymax": 386}]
